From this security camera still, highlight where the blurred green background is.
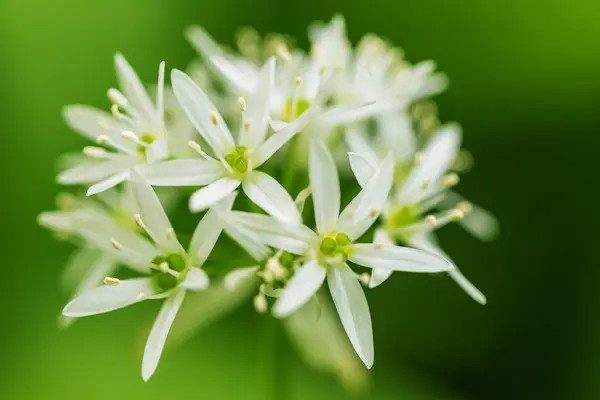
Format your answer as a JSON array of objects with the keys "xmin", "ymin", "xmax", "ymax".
[{"xmin": 1, "ymin": 0, "xmax": 599, "ymax": 399}]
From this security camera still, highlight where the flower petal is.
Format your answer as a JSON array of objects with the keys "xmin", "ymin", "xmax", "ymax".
[
  {"xmin": 242, "ymin": 171, "xmax": 300, "ymax": 225},
  {"xmin": 309, "ymin": 140, "xmax": 340, "ymax": 235},
  {"xmin": 344, "ymin": 124, "xmax": 380, "ymax": 166},
  {"xmin": 171, "ymin": 69, "xmax": 235, "ymax": 156},
  {"xmin": 188, "ymin": 201, "xmax": 229, "ymax": 265},
  {"xmin": 86, "ymin": 170, "xmax": 130, "ymax": 196},
  {"xmin": 186, "ymin": 26, "xmax": 257, "ymax": 94},
  {"xmin": 348, "ymin": 152, "xmax": 376, "ymax": 188},
  {"xmin": 129, "ymin": 170, "xmax": 184, "ymax": 253},
  {"xmin": 181, "ymin": 268, "xmax": 209, "ymax": 291},
  {"xmin": 337, "ymin": 153, "xmax": 394, "ymax": 240},
  {"xmin": 224, "ymin": 267, "xmax": 260, "ymax": 291},
  {"xmin": 399, "ymin": 124, "xmax": 461, "ymax": 202},
  {"xmin": 253, "ymin": 106, "xmax": 320, "ymax": 167},
  {"xmin": 368, "ymin": 229, "xmax": 395, "ymax": 288},
  {"xmin": 239, "ymin": 57, "xmax": 274, "ymax": 149},
  {"xmin": 62, "ymin": 105, "xmax": 134, "ymax": 152},
  {"xmin": 137, "ymin": 159, "xmax": 225, "ymax": 186},
  {"xmin": 142, "ymin": 289, "xmax": 185, "ymax": 381},
  {"xmin": 58, "ymin": 157, "xmax": 135, "ymax": 185},
  {"xmin": 63, "ymin": 278, "xmax": 156, "ymax": 317},
  {"xmin": 114, "ymin": 53, "xmax": 160, "ymax": 128},
  {"xmin": 348, "ymin": 243, "xmax": 454, "ymax": 273},
  {"xmin": 408, "ymin": 233, "xmax": 486, "ymax": 305},
  {"xmin": 189, "ymin": 177, "xmax": 241, "ymax": 212},
  {"xmin": 377, "ymin": 111, "xmax": 416, "ymax": 164},
  {"xmin": 273, "ymin": 260, "xmax": 326, "ymax": 318},
  {"xmin": 327, "ymin": 264, "xmax": 374, "ymax": 369},
  {"xmin": 224, "ymin": 222, "xmax": 271, "ymax": 261}
]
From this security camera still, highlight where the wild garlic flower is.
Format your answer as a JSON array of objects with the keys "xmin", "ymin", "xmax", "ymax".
[
  {"xmin": 349, "ymin": 124, "xmax": 496, "ymax": 304},
  {"xmin": 58, "ymin": 54, "xmax": 175, "ymax": 196},
  {"xmin": 139, "ymin": 58, "xmax": 318, "ymax": 224},
  {"xmin": 62, "ymin": 171, "xmax": 233, "ymax": 381},
  {"xmin": 224, "ymin": 140, "xmax": 453, "ymax": 368}
]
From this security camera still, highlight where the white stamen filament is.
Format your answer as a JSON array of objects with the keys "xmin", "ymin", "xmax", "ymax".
[
  {"xmin": 158, "ymin": 262, "xmax": 170, "ymax": 273},
  {"xmin": 187, "ymin": 140, "xmax": 213, "ymax": 161}
]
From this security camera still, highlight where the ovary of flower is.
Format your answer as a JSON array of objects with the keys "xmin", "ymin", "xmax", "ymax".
[
  {"xmin": 136, "ymin": 58, "xmax": 320, "ymax": 225},
  {"xmin": 62, "ymin": 170, "xmax": 235, "ymax": 382},
  {"xmin": 225, "ymin": 140, "xmax": 453, "ymax": 370}
]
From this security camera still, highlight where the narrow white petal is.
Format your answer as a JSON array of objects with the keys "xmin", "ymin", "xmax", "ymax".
[
  {"xmin": 129, "ymin": 170, "xmax": 184, "ymax": 253},
  {"xmin": 171, "ymin": 69, "xmax": 235, "ymax": 156},
  {"xmin": 399, "ymin": 124, "xmax": 461, "ymax": 201},
  {"xmin": 377, "ymin": 112, "xmax": 416, "ymax": 164},
  {"xmin": 269, "ymin": 120, "xmax": 288, "ymax": 132},
  {"xmin": 224, "ymin": 266, "xmax": 259, "ymax": 291},
  {"xmin": 181, "ymin": 268, "xmax": 209, "ymax": 291},
  {"xmin": 86, "ymin": 170, "xmax": 130, "ymax": 196},
  {"xmin": 348, "ymin": 243, "xmax": 453, "ymax": 273},
  {"xmin": 189, "ymin": 178, "xmax": 241, "ymax": 212},
  {"xmin": 408, "ymin": 233, "xmax": 486, "ymax": 305},
  {"xmin": 327, "ymin": 264, "xmax": 374, "ymax": 369},
  {"xmin": 61, "ymin": 247, "xmax": 105, "ymax": 291},
  {"xmin": 145, "ymin": 139, "xmax": 168, "ymax": 164},
  {"xmin": 62, "ymin": 105, "xmax": 134, "ymax": 152},
  {"xmin": 224, "ymin": 223, "xmax": 271, "ymax": 261},
  {"xmin": 242, "ymin": 171, "xmax": 300, "ymax": 225},
  {"xmin": 115, "ymin": 53, "xmax": 159, "ymax": 126},
  {"xmin": 188, "ymin": 207, "xmax": 225, "ymax": 266},
  {"xmin": 142, "ymin": 290, "xmax": 185, "ymax": 381},
  {"xmin": 63, "ymin": 278, "xmax": 156, "ymax": 317},
  {"xmin": 137, "ymin": 159, "xmax": 225, "ymax": 186},
  {"xmin": 344, "ymin": 124, "xmax": 380, "ymax": 166},
  {"xmin": 310, "ymin": 140, "xmax": 340, "ymax": 235},
  {"xmin": 368, "ymin": 229, "xmax": 395, "ymax": 288},
  {"xmin": 254, "ymin": 107, "xmax": 320, "ymax": 167},
  {"xmin": 186, "ymin": 26, "xmax": 256, "ymax": 93},
  {"xmin": 58, "ymin": 157, "xmax": 135, "ymax": 185},
  {"xmin": 337, "ymin": 153, "xmax": 394, "ymax": 240},
  {"xmin": 240, "ymin": 58, "xmax": 274, "ymax": 149},
  {"xmin": 348, "ymin": 152, "xmax": 376, "ymax": 188},
  {"xmin": 273, "ymin": 261, "xmax": 326, "ymax": 318}
]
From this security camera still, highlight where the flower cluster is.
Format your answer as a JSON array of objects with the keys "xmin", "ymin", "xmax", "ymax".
[{"xmin": 39, "ymin": 15, "xmax": 497, "ymax": 383}]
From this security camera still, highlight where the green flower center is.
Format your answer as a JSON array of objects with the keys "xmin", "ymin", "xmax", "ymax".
[
  {"xmin": 319, "ymin": 233, "xmax": 352, "ymax": 263},
  {"xmin": 151, "ymin": 253, "xmax": 188, "ymax": 291},
  {"xmin": 137, "ymin": 133, "xmax": 157, "ymax": 159},
  {"xmin": 283, "ymin": 98, "xmax": 311, "ymax": 122},
  {"xmin": 386, "ymin": 204, "xmax": 421, "ymax": 239},
  {"xmin": 224, "ymin": 146, "xmax": 249, "ymax": 174}
]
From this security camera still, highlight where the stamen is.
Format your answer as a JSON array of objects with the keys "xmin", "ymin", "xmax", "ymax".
[
  {"xmin": 136, "ymin": 292, "xmax": 146, "ymax": 301},
  {"xmin": 457, "ymin": 201, "xmax": 472, "ymax": 214},
  {"xmin": 107, "ymin": 88, "xmax": 128, "ymax": 108},
  {"xmin": 369, "ymin": 208, "xmax": 379, "ymax": 217},
  {"xmin": 358, "ymin": 272, "xmax": 371, "ymax": 287},
  {"xmin": 96, "ymin": 134, "xmax": 110, "ymax": 144},
  {"xmin": 210, "ymin": 111, "xmax": 220, "ymax": 126},
  {"xmin": 442, "ymin": 173, "xmax": 460, "ymax": 188},
  {"xmin": 103, "ymin": 277, "xmax": 121, "ymax": 286},
  {"xmin": 133, "ymin": 213, "xmax": 145, "ymax": 229},
  {"xmin": 253, "ymin": 294, "xmax": 268, "ymax": 314},
  {"xmin": 425, "ymin": 215, "xmax": 438, "ymax": 225},
  {"xmin": 83, "ymin": 146, "xmax": 108, "ymax": 159},
  {"xmin": 187, "ymin": 140, "xmax": 212, "ymax": 161},
  {"xmin": 243, "ymin": 119, "xmax": 251, "ymax": 132},
  {"xmin": 110, "ymin": 238, "xmax": 123, "ymax": 250},
  {"xmin": 319, "ymin": 65, "xmax": 328, "ymax": 76},
  {"xmin": 121, "ymin": 130, "xmax": 142, "ymax": 144},
  {"xmin": 295, "ymin": 76, "xmax": 303, "ymax": 87},
  {"xmin": 165, "ymin": 227, "xmax": 174, "ymax": 240},
  {"xmin": 110, "ymin": 104, "xmax": 125, "ymax": 120},
  {"xmin": 421, "ymin": 178, "xmax": 431, "ymax": 190},
  {"xmin": 449, "ymin": 208, "xmax": 465, "ymax": 221},
  {"xmin": 237, "ymin": 97, "xmax": 247, "ymax": 112}
]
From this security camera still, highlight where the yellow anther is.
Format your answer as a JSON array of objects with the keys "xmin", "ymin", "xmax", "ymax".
[
  {"xmin": 103, "ymin": 277, "xmax": 121, "ymax": 286},
  {"xmin": 210, "ymin": 111, "xmax": 220, "ymax": 126},
  {"xmin": 442, "ymin": 173, "xmax": 460, "ymax": 188},
  {"xmin": 425, "ymin": 215, "xmax": 438, "ymax": 225},
  {"xmin": 110, "ymin": 238, "xmax": 123, "ymax": 250},
  {"xmin": 449, "ymin": 209, "xmax": 465, "ymax": 221},
  {"xmin": 237, "ymin": 97, "xmax": 247, "ymax": 112}
]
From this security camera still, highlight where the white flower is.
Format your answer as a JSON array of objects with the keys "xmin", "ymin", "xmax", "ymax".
[
  {"xmin": 348, "ymin": 124, "xmax": 495, "ymax": 304},
  {"xmin": 224, "ymin": 140, "xmax": 453, "ymax": 368},
  {"xmin": 62, "ymin": 170, "xmax": 233, "ymax": 381},
  {"xmin": 58, "ymin": 54, "xmax": 174, "ymax": 196},
  {"xmin": 138, "ymin": 58, "xmax": 318, "ymax": 224}
]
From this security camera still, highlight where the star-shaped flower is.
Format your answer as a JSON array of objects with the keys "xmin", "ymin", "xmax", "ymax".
[
  {"xmin": 138, "ymin": 58, "xmax": 319, "ymax": 224},
  {"xmin": 223, "ymin": 140, "xmax": 453, "ymax": 368},
  {"xmin": 62, "ymin": 170, "xmax": 233, "ymax": 381}
]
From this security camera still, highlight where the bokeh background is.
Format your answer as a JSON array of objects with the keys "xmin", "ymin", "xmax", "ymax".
[{"xmin": 1, "ymin": 1, "xmax": 599, "ymax": 399}]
